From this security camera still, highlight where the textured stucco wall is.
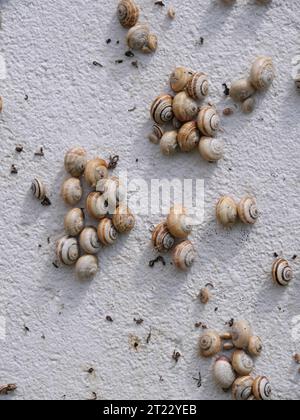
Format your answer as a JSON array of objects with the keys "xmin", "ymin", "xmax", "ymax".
[{"xmin": 0, "ymin": 0, "xmax": 300, "ymax": 400}]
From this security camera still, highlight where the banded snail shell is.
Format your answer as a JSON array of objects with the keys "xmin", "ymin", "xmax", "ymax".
[
  {"xmin": 229, "ymin": 79, "xmax": 255, "ymax": 103},
  {"xmin": 232, "ymin": 376, "xmax": 254, "ymax": 401},
  {"xmin": 172, "ymin": 240, "xmax": 195, "ymax": 270},
  {"xmin": 61, "ymin": 178, "xmax": 83, "ymax": 206},
  {"xmin": 167, "ymin": 205, "xmax": 192, "ymax": 239},
  {"xmin": 237, "ymin": 196, "xmax": 259, "ymax": 225},
  {"xmin": 64, "ymin": 147, "xmax": 87, "ymax": 178},
  {"xmin": 272, "ymin": 258, "xmax": 293, "ymax": 286},
  {"xmin": 152, "ymin": 222, "xmax": 175, "ymax": 252},
  {"xmin": 31, "ymin": 178, "xmax": 46, "ymax": 201},
  {"xmin": 75, "ymin": 255, "xmax": 98, "ymax": 280},
  {"xmin": 79, "ymin": 227, "xmax": 101, "ymax": 254},
  {"xmin": 213, "ymin": 356, "xmax": 236, "ymax": 390},
  {"xmin": 252, "ymin": 376, "xmax": 272, "ymax": 400},
  {"xmin": 186, "ymin": 72, "xmax": 209, "ymax": 100},
  {"xmin": 250, "ymin": 56, "xmax": 275, "ymax": 90},
  {"xmin": 97, "ymin": 218, "xmax": 118, "ymax": 246},
  {"xmin": 199, "ymin": 330, "xmax": 222, "ymax": 358},
  {"xmin": 86, "ymin": 192, "xmax": 108, "ymax": 220},
  {"xmin": 150, "ymin": 94, "xmax": 174, "ymax": 125},
  {"xmin": 117, "ymin": 0, "xmax": 139, "ymax": 28},
  {"xmin": 232, "ymin": 350, "xmax": 254, "ymax": 376},
  {"xmin": 177, "ymin": 121, "xmax": 200, "ymax": 152},
  {"xmin": 56, "ymin": 236, "xmax": 79, "ymax": 265},
  {"xmin": 231, "ymin": 320, "xmax": 252, "ymax": 349},
  {"xmin": 216, "ymin": 196, "xmax": 238, "ymax": 227},
  {"xmin": 248, "ymin": 336, "xmax": 263, "ymax": 357},
  {"xmin": 112, "ymin": 205, "xmax": 135, "ymax": 233},
  {"xmin": 170, "ymin": 67, "xmax": 194, "ymax": 92},
  {"xmin": 148, "ymin": 124, "xmax": 164, "ymax": 144},
  {"xmin": 84, "ymin": 158, "xmax": 108, "ymax": 188},
  {"xmin": 160, "ymin": 131, "xmax": 179, "ymax": 156},
  {"xmin": 197, "ymin": 105, "xmax": 220, "ymax": 137},
  {"xmin": 64, "ymin": 208, "xmax": 85, "ymax": 237},
  {"xmin": 198, "ymin": 137, "xmax": 224, "ymax": 162},
  {"xmin": 173, "ymin": 91, "xmax": 198, "ymax": 122}
]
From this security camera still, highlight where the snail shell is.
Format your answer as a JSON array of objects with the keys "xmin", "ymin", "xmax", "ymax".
[
  {"xmin": 61, "ymin": 178, "xmax": 83, "ymax": 206},
  {"xmin": 117, "ymin": 0, "xmax": 139, "ymax": 28},
  {"xmin": 237, "ymin": 196, "xmax": 259, "ymax": 225},
  {"xmin": 232, "ymin": 350, "xmax": 254, "ymax": 376},
  {"xmin": 170, "ymin": 67, "xmax": 194, "ymax": 92},
  {"xmin": 31, "ymin": 178, "xmax": 46, "ymax": 201},
  {"xmin": 127, "ymin": 24, "xmax": 157, "ymax": 53},
  {"xmin": 152, "ymin": 222, "xmax": 175, "ymax": 252},
  {"xmin": 177, "ymin": 121, "xmax": 200, "ymax": 152},
  {"xmin": 86, "ymin": 192, "xmax": 108, "ymax": 220},
  {"xmin": 160, "ymin": 131, "xmax": 179, "ymax": 156},
  {"xmin": 56, "ymin": 236, "xmax": 79, "ymax": 265},
  {"xmin": 97, "ymin": 218, "xmax": 118, "ymax": 246},
  {"xmin": 96, "ymin": 176, "xmax": 126, "ymax": 210},
  {"xmin": 272, "ymin": 258, "xmax": 293, "ymax": 286},
  {"xmin": 250, "ymin": 56, "xmax": 275, "ymax": 90},
  {"xmin": 213, "ymin": 356, "xmax": 236, "ymax": 390},
  {"xmin": 216, "ymin": 196, "xmax": 238, "ymax": 227},
  {"xmin": 199, "ymin": 330, "xmax": 222, "ymax": 358},
  {"xmin": 231, "ymin": 320, "xmax": 252, "ymax": 349},
  {"xmin": 64, "ymin": 208, "xmax": 85, "ymax": 237},
  {"xmin": 252, "ymin": 376, "xmax": 272, "ymax": 400},
  {"xmin": 79, "ymin": 227, "xmax": 101, "ymax": 254},
  {"xmin": 84, "ymin": 158, "xmax": 108, "ymax": 188},
  {"xmin": 248, "ymin": 336, "xmax": 263, "ymax": 357},
  {"xmin": 167, "ymin": 205, "xmax": 192, "ymax": 239},
  {"xmin": 148, "ymin": 124, "xmax": 164, "ymax": 144},
  {"xmin": 150, "ymin": 94, "xmax": 174, "ymax": 125},
  {"xmin": 172, "ymin": 91, "xmax": 199, "ymax": 122},
  {"xmin": 64, "ymin": 147, "xmax": 87, "ymax": 177},
  {"xmin": 144, "ymin": 33, "xmax": 158, "ymax": 54},
  {"xmin": 112, "ymin": 205, "xmax": 135, "ymax": 233},
  {"xmin": 229, "ymin": 79, "xmax": 255, "ymax": 103},
  {"xmin": 232, "ymin": 376, "xmax": 254, "ymax": 401},
  {"xmin": 241, "ymin": 97, "xmax": 256, "ymax": 114},
  {"xmin": 186, "ymin": 72, "xmax": 209, "ymax": 100},
  {"xmin": 75, "ymin": 255, "xmax": 98, "ymax": 280},
  {"xmin": 198, "ymin": 137, "xmax": 224, "ymax": 162},
  {"xmin": 197, "ymin": 105, "xmax": 220, "ymax": 137},
  {"xmin": 199, "ymin": 287, "xmax": 211, "ymax": 304},
  {"xmin": 172, "ymin": 240, "xmax": 195, "ymax": 270}
]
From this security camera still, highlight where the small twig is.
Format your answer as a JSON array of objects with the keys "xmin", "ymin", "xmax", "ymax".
[
  {"xmin": 34, "ymin": 147, "xmax": 44, "ymax": 157},
  {"xmin": 15, "ymin": 145, "xmax": 23, "ymax": 153},
  {"xmin": 149, "ymin": 256, "xmax": 166, "ymax": 268},
  {"xmin": 41, "ymin": 196, "xmax": 51, "ymax": 206},
  {"xmin": 155, "ymin": 1, "xmax": 165, "ymax": 6},
  {"xmin": 0, "ymin": 384, "xmax": 17, "ymax": 395},
  {"xmin": 10, "ymin": 165, "xmax": 18, "ymax": 174},
  {"xmin": 93, "ymin": 61, "xmax": 103, "ymax": 67},
  {"xmin": 134, "ymin": 318, "xmax": 144, "ymax": 325},
  {"xmin": 128, "ymin": 106, "xmax": 137, "ymax": 112},
  {"xmin": 222, "ymin": 83, "xmax": 230, "ymax": 96},
  {"xmin": 192, "ymin": 372, "xmax": 202, "ymax": 388},
  {"xmin": 146, "ymin": 328, "xmax": 152, "ymax": 344},
  {"xmin": 108, "ymin": 155, "xmax": 119, "ymax": 169}
]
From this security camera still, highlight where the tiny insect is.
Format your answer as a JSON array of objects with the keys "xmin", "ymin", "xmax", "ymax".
[{"xmin": 172, "ymin": 350, "xmax": 181, "ymax": 363}]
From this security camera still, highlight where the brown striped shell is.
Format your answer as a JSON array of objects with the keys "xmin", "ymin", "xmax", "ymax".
[
  {"xmin": 117, "ymin": 0, "xmax": 139, "ymax": 28},
  {"xmin": 64, "ymin": 147, "xmax": 87, "ymax": 177},
  {"xmin": 272, "ymin": 258, "xmax": 293, "ymax": 286},
  {"xmin": 112, "ymin": 205, "xmax": 135, "ymax": 233},
  {"xmin": 186, "ymin": 72, "xmax": 209, "ymax": 100},
  {"xmin": 172, "ymin": 240, "xmax": 195, "ymax": 270},
  {"xmin": 252, "ymin": 376, "xmax": 272, "ymax": 400},
  {"xmin": 56, "ymin": 236, "xmax": 79, "ymax": 265},
  {"xmin": 152, "ymin": 222, "xmax": 175, "ymax": 252},
  {"xmin": 31, "ymin": 178, "xmax": 47, "ymax": 201},
  {"xmin": 148, "ymin": 124, "xmax": 164, "ymax": 144},
  {"xmin": 150, "ymin": 94, "xmax": 174, "ymax": 125},
  {"xmin": 172, "ymin": 91, "xmax": 198, "ymax": 122},
  {"xmin": 97, "ymin": 218, "xmax": 118, "ymax": 246},
  {"xmin": 237, "ymin": 196, "xmax": 259, "ymax": 225},
  {"xmin": 170, "ymin": 67, "xmax": 194, "ymax": 92},
  {"xmin": 197, "ymin": 105, "xmax": 220, "ymax": 137},
  {"xmin": 177, "ymin": 121, "xmax": 200, "ymax": 152},
  {"xmin": 232, "ymin": 376, "xmax": 254, "ymax": 401},
  {"xmin": 84, "ymin": 158, "xmax": 108, "ymax": 188}
]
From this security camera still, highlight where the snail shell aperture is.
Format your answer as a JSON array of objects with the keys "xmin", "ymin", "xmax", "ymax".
[
  {"xmin": 248, "ymin": 335, "xmax": 263, "ymax": 357},
  {"xmin": 231, "ymin": 320, "xmax": 252, "ymax": 349},
  {"xmin": 151, "ymin": 94, "xmax": 174, "ymax": 125},
  {"xmin": 216, "ymin": 196, "xmax": 238, "ymax": 227},
  {"xmin": 56, "ymin": 236, "xmax": 79, "ymax": 265},
  {"xmin": 237, "ymin": 196, "xmax": 259, "ymax": 225},
  {"xmin": 61, "ymin": 178, "xmax": 83, "ymax": 206},
  {"xmin": 64, "ymin": 147, "xmax": 87, "ymax": 178},
  {"xmin": 199, "ymin": 330, "xmax": 222, "ymax": 358},
  {"xmin": 75, "ymin": 255, "xmax": 98, "ymax": 280},
  {"xmin": 167, "ymin": 204, "xmax": 193, "ymax": 239},
  {"xmin": 229, "ymin": 79, "xmax": 255, "ymax": 103},
  {"xmin": 160, "ymin": 131, "xmax": 179, "ymax": 156},
  {"xmin": 79, "ymin": 227, "xmax": 101, "ymax": 255},
  {"xmin": 84, "ymin": 158, "xmax": 108, "ymax": 188},
  {"xmin": 64, "ymin": 208, "xmax": 85, "ymax": 237},
  {"xmin": 172, "ymin": 91, "xmax": 199, "ymax": 122},
  {"xmin": 252, "ymin": 376, "xmax": 272, "ymax": 400},
  {"xmin": 152, "ymin": 222, "xmax": 175, "ymax": 252},
  {"xmin": 186, "ymin": 72, "xmax": 209, "ymax": 100},
  {"xmin": 31, "ymin": 178, "xmax": 46, "ymax": 201},
  {"xmin": 199, "ymin": 137, "xmax": 224, "ymax": 162},
  {"xmin": 197, "ymin": 105, "xmax": 220, "ymax": 137},
  {"xmin": 117, "ymin": 0, "xmax": 139, "ymax": 28},
  {"xmin": 177, "ymin": 121, "xmax": 200, "ymax": 152},
  {"xmin": 172, "ymin": 240, "xmax": 195, "ymax": 270},
  {"xmin": 112, "ymin": 205, "xmax": 135, "ymax": 233},
  {"xmin": 272, "ymin": 258, "xmax": 293, "ymax": 286},
  {"xmin": 213, "ymin": 356, "xmax": 236, "ymax": 390},
  {"xmin": 170, "ymin": 67, "xmax": 194, "ymax": 92},
  {"xmin": 232, "ymin": 376, "xmax": 254, "ymax": 401},
  {"xmin": 97, "ymin": 218, "xmax": 118, "ymax": 246},
  {"xmin": 232, "ymin": 350, "xmax": 254, "ymax": 376},
  {"xmin": 250, "ymin": 56, "xmax": 275, "ymax": 90}
]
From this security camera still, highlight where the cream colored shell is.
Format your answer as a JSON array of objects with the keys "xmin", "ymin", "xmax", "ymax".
[
  {"xmin": 56, "ymin": 236, "xmax": 79, "ymax": 265},
  {"xmin": 64, "ymin": 208, "xmax": 85, "ymax": 237},
  {"xmin": 150, "ymin": 94, "xmax": 174, "ymax": 125},
  {"xmin": 231, "ymin": 320, "xmax": 252, "ymax": 349},
  {"xmin": 152, "ymin": 222, "xmax": 175, "ymax": 252},
  {"xmin": 172, "ymin": 91, "xmax": 198, "ymax": 122},
  {"xmin": 112, "ymin": 205, "xmax": 135, "ymax": 233},
  {"xmin": 160, "ymin": 131, "xmax": 179, "ymax": 156},
  {"xmin": 75, "ymin": 255, "xmax": 98, "ymax": 279},
  {"xmin": 117, "ymin": 0, "xmax": 139, "ymax": 28},
  {"xmin": 79, "ymin": 227, "xmax": 101, "ymax": 254},
  {"xmin": 250, "ymin": 56, "xmax": 275, "ymax": 90},
  {"xmin": 127, "ymin": 24, "xmax": 157, "ymax": 53},
  {"xmin": 199, "ymin": 287, "xmax": 211, "ymax": 304},
  {"xmin": 199, "ymin": 330, "xmax": 222, "ymax": 358},
  {"xmin": 84, "ymin": 158, "xmax": 108, "ymax": 187},
  {"xmin": 64, "ymin": 147, "xmax": 87, "ymax": 177},
  {"xmin": 31, "ymin": 178, "xmax": 46, "ymax": 201},
  {"xmin": 86, "ymin": 192, "xmax": 108, "ymax": 220},
  {"xmin": 172, "ymin": 240, "xmax": 195, "ymax": 270},
  {"xmin": 197, "ymin": 105, "xmax": 220, "ymax": 137},
  {"xmin": 213, "ymin": 356, "xmax": 236, "ymax": 390},
  {"xmin": 216, "ymin": 196, "xmax": 238, "ymax": 227},
  {"xmin": 97, "ymin": 218, "xmax": 118, "ymax": 246},
  {"xmin": 241, "ymin": 97, "xmax": 256, "ymax": 114},
  {"xmin": 272, "ymin": 258, "xmax": 293, "ymax": 286},
  {"xmin": 170, "ymin": 67, "xmax": 194, "ymax": 92},
  {"xmin": 186, "ymin": 72, "xmax": 209, "ymax": 100},
  {"xmin": 229, "ymin": 79, "xmax": 255, "ymax": 102},
  {"xmin": 232, "ymin": 350, "xmax": 254, "ymax": 376},
  {"xmin": 232, "ymin": 376, "xmax": 254, "ymax": 401},
  {"xmin": 248, "ymin": 336, "xmax": 263, "ymax": 357},
  {"xmin": 167, "ymin": 205, "xmax": 192, "ymax": 239},
  {"xmin": 199, "ymin": 137, "xmax": 224, "ymax": 162},
  {"xmin": 96, "ymin": 176, "xmax": 126, "ymax": 211},
  {"xmin": 61, "ymin": 178, "xmax": 83, "ymax": 206},
  {"xmin": 252, "ymin": 376, "xmax": 272, "ymax": 400},
  {"xmin": 237, "ymin": 196, "xmax": 259, "ymax": 225},
  {"xmin": 177, "ymin": 121, "xmax": 200, "ymax": 152}
]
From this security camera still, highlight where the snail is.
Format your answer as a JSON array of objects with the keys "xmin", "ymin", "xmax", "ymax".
[
  {"xmin": 186, "ymin": 72, "xmax": 209, "ymax": 100},
  {"xmin": 152, "ymin": 222, "xmax": 175, "ymax": 252},
  {"xmin": 96, "ymin": 177, "xmax": 126, "ymax": 210},
  {"xmin": 112, "ymin": 205, "xmax": 135, "ymax": 233},
  {"xmin": 172, "ymin": 240, "xmax": 195, "ymax": 270},
  {"xmin": 167, "ymin": 205, "xmax": 192, "ymax": 239},
  {"xmin": 168, "ymin": 6, "xmax": 176, "ymax": 19},
  {"xmin": 249, "ymin": 56, "xmax": 275, "ymax": 90},
  {"xmin": 199, "ymin": 330, "xmax": 222, "ymax": 358},
  {"xmin": 231, "ymin": 320, "xmax": 252, "ymax": 349},
  {"xmin": 223, "ymin": 342, "xmax": 235, "ymax": 351},
  {"xmin": 213, "ymin": 356, "xmax": 236, "ymax": 390},
  {"xmin": 160, "ymin": 131, "xmax": 179, "ymax": 156},
  {"xmin": 170, "ymin": 67, "xmax": 194, "ymax": 92},
  {"xmin": 97, "ymin": 218, "xmax": 118, "ymax": 246},
  {"xmin": 64, "ymin": 208, "xmax": 85, "ymax": 237},
  {"xmin": 56, "ymin": 236, "xmax": 79, "ymax": 265},
  {"xmin": 232, "ymin": 376, "xmax": 254, "ymax": 401},
  {"xmin": 241, "ymin": 97, "xmax": 256, "ymax": 114},
  {"xmin": 86, "ymin": 192, "xmax": 108, "ymax": 220},
  {"xmin": 172, "ymin": 92, "xmax": 198, "ymax": 122},
  {"xmin": 84, "ymin": 158, "xmax": 108, "ymax": 188},
  {"xmin": 237, "ymin": 196, "xmax": 259, "ymax": 225},
  {"xmin": 252, "ymin": 376, "xmax": 271, "ymax": 400},
  {"xmin": 150, "ymin": 94, "xmax": 174, "ymax": 125},
  {"xmin": 198, "ymin": 137, "xmax": 224, "ymax": 162},
  {"xmin": 31, "ymin": 178, "xmax": 47, "ymax": 201},
  {"xmin": 232, "ymin": 350, "xmax": 254, "ymax": 376},
  {"xmin": 248, "ymin": 336, "xmax": 263, "ymax": 357},
  {"xmin": 117, "ymin": 0, "xmax": 139, "ymax": 28},
  {"xmin": 229, "ymin": 79, "xmax": 255, "ymax": 103},
  {"xmin": 148, "ymin": 124, "xmax": 164, "ymax": 144},
  {"xmin": 197, "ymin": 105, "xmax": 220, "ymax": 137},
  {"xmin": 64, "ymin": 147, "xmax": 87, "ymax": 177},
  {"xmin": 75, "ymin": 255, "xmax": 98, "ymax": 279},
  {"xmin": 199, "ymin": 287, "xmax": 211, "ymax": 304},
  {"xmin": 216, "ymin": 196, "xmax": 238, "ymax": 227},
  {"xmin": 272, "ymin": 258, "xmax": 293, "ymax": 286},
  {"xmin": 61, "ymin": 178, "xmax": 83, "ymax": 206},
  {"xmin": 126, "ymin": 24, "xmax": 157, "ymax": 53},
  {"xmin": 177, "ymin": 121, "xmax": 200, "ymax": 152},
  {"xmin": 79, "ymin": 227, "xmax": 101, "ymax": 254}
]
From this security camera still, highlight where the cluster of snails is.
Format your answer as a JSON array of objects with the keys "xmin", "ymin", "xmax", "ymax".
[
  {"xmin": 216, "ymin": 195, "xmax": 259, "ymax": 227},
  {"xmin": 229, "ymin": 56, "xmax": 275, "ymax": 114},
  {"xmin": 151, "ymin": 204, "xmax": 196, "ymax": 271},
  {"xmin": 272, "ymin": 257, "xmax": 294, "ymax": 287},
  {"xmin": 199, "ymin": 320, "xmax": 272, "ymax": 400},
  {"xmin": 117, "ymin": 0, "xmax": 157, "ymax": 54},
  {"xmin": 149, "ymin": 67, "xmax": 224, "ymax": 163},
  {"xmin": 55, "ymin": 147, "xmax": 135, "ymax": 279}
]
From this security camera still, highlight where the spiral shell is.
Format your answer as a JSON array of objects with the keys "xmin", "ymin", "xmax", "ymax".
[
  {"xmin": 231, "ymin": 320, "xmax": 252, "ymax": 349},
  {"xmin": 197, "ymin": 105, "xmax": 220, "ymax": 137},
  {"xmin": 86, "ymin": 192, "xmax": 108, "ymax": 220},
  {"xmin": 64, "ymin": 147, "xmax": 87, "ymax": 177},
  {"xmin": 96, "ymin": 176, "xmax": 126, "ymax": 211},
  {"xmin": 75, "ymin": 255, "xmax": 98, "ymax": 280},
  {"xmin": 232, "ymin": 376, "xmax": 254, "ymax": 401},
  {"xmin": 177, "ymin": 121, "xmax": 200, "ymax": 152},
  {"xmin": 186, "ymin": 72, "xmax": 209, "ymax": 100},
  {"xmin": 199, "ymin": 287, "xmax": 211, "ymax": 304},
  {"xmin": 250, "ymin": 56, "xmax": 275, "ymax": 90},
  {"xmin": 272, "ymin": 258, "xmax": 293, "ymax": 286},
  {"xmin": 248, "ymin": 336, "xmax": 263, "ymax": 357},
  {"xmin": 170, "ymin": 67, "xmax": 194, "ymax": 92},
  {"xmin": 151, "ymin": 94, "xmax": 174, "ymax": 125},
  {"xmin": 127, "ymin": 24, "xmax": 157, "ymax": 53},
  {"xmin": 160, "ymin": 131, "xmax": 179, "ymax": 156},
  {"xmin": 97, "ymin": 218, "xmax": 118, "ymax": 246},
  {"xmin": 241, "ymin": 97, "xmax": 256, "ymax": 114},
  {"xmin": 148, "ymin": 124, "xmax": 164, "ymax": 144},
  {"xmin": 252, "ymin": 376, "xmax": 272, "ymax": 401},
  {"xmin": 232, "ymin": 350, "xmax": 254, "ymax": 376},
  {"xmin": 172, "ymin": 240, "xmax": 195, "ymax": 270},
  {"xmin": 152, "ymin": 222, "xmax": 175, "ymax": 252},
  {"xmin": 229, "ymin": 79, "xmax": 255, "ymax": 103},
  {"xmin": 79, "ymin": 227, "xmax": 101, "ymax": 254},
  {"xmin": 216, "ymin": 196, "xmax": 238, "ymax": 227},
  {"xmin": 117, "ymin": 0, "xmax": 139, "ymax": 28},
  {"xmin": 213, "ymin": 356, "xmax": 236, "ymax": 390},
  {"xmin": 173, "ymin": 92, "xmax": 198, "ymax": 122},
  {"xmin": 31, "ymin": 178, "xmax": 46, "ymax": 201},
  {"xmin": 237, "ymin": 196, "xmax": 259, "ymax": 225},
  {"xmin": 64, "ymin": 208, "xmax": 85, "ymax": 237},
  {"xmin": 56, "ymin": 236, "xmax": 79, "ymax": 265},
  {"xmin": 112, "ymin": 205, "xmax": 135, "ymax": 233},
  {"xmin": 198, "ymin": 137, "xmax": 224, "ymax": 162},
  {"xmin": 199, "ymin": 330, "xmax": 222, "ymax": 358},
  {"xmin": 61, "ymin": 178, "xmax": 83, "ymax": 206},
  {"xmin": 167, "ymin": 205, "xmax": 192, "ymax": 239},
  {"xmin": 84, "ymin": 158, "xmax": 108, "ymax": 188}
]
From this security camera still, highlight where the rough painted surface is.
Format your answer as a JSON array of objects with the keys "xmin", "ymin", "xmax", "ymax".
[{"xmin": 0, "ymin": 0, "xmax": 300, "ymax": 400}]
